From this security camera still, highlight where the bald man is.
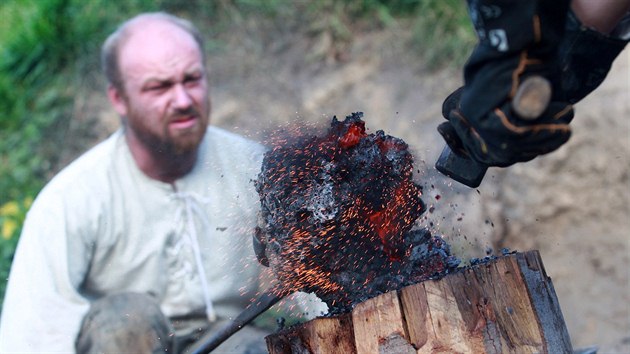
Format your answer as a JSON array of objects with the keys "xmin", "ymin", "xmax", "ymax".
[{"xmin": 0, "ymin": 13, "xmax": 309, "ymax": 353}]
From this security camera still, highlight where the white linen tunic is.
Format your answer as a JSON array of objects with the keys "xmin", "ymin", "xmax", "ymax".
[{"xmin": 0, "ymin": 127, "xmax": 268, "ymax": 353}]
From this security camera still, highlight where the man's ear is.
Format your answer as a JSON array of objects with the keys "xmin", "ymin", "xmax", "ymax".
[{"xmin": 107, "ymin": 85, "xmax": 128, "ymax": 117}]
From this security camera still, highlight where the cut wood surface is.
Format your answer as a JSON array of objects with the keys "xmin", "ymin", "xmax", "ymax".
[
  {"xmin": 266, "ymin": 313, "xmax": 356, "ymax": 354},
  {"xmin": 266, "ymin": 250, "xmax": 572, "ymax": 354}
]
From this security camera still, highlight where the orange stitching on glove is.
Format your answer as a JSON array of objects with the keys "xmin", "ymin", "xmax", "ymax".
[
  {"xmin": 511, "ymin": 53, "xmax": 528, "ymax": 97},
  {"xmin": 510, "ymin": 52, "xmax": 544, "ymax": 97},
  {"xmin": 533, "ymin": 15, "xmax": 542, "ymax": 43},
  {"xmin": 495, "ymin": 107, "xmax": 571, "ymax": 134},
  {"xmin": 471, "ymin": 128, "xmax": 488, "ymax": 155},
  {"xmin": 452, "ymin": 110, "xmax": 488, "ymax": 155},
  {"xmin": 451, "ymin": 109, "xmax": 470, "ymax": 128},
  {"xmin": 553, "ymin": 105, "xmax": 574, "ymax": 119}
]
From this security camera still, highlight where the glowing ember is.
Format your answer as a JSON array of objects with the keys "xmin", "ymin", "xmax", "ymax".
[{"xmin": 255, "ymin": 112, "xmax": 458, "ymax": 313}]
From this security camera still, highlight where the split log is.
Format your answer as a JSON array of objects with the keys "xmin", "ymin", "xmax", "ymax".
[{"xmin": 266, "ymin": 250, "xmax": 572, "ymax": 354}]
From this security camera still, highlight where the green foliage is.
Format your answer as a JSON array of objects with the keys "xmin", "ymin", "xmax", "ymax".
[
  {"xmin": 303, "ymin": 0, "xmax": 420, "ymax": 30},
  {"xmin": 281, "ymin": 0, "xmax": 474, "ymax": 68},
  {"xmin": 410, "ymin": 0, "xmax": 476, "ymax": 69},
  {"xmin": 1, "ymin": 0, "xmax": 119, "ymax": 200},
  {"xmin": 0, "ymin": 198, "xmax": 32, "ymax": 310}
]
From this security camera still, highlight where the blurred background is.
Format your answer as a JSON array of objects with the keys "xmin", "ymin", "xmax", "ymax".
[{"xmin": 1, "ymin": 0, "xmax": 628, "ymax": 351}]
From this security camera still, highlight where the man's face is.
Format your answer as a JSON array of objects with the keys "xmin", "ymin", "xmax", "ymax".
[{"xmin": 111, "ymin": 21, "xmax": 210, "ymax": 156}]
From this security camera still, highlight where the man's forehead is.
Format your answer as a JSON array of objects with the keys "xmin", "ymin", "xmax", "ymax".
[{"xmin": 118, "ymin": 19, "xmax": 204, "ymax": 78}]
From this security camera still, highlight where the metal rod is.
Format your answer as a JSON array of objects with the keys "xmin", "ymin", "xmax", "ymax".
[{"xmin": 186, "ymin": 288, "xmax": 287, "ymax": 354}]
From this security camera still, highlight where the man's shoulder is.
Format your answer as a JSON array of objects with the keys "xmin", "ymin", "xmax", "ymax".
[
  {"xmin": 41, "ymin": 131, "xmax": 124, "ymax": 197},
  {"xmin": 196, "ymin": 127, "xmax": 267, "ymax": 186},
  {"xmin": 206, "ymin": 126, "xmax": 265, "ymax": 149},
  {"xmin": 204, "ymin": 126, "xmax": 266, "ymax": 158}
]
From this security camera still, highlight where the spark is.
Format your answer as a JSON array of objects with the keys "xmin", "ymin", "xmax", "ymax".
[{"xmin": 255, "ymin": 113, "xmax": 459, "ymax": 313}]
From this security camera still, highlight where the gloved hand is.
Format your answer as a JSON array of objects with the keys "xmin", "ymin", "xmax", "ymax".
[
  {"xmin": 439, "ymin": 85, "xmax": 574, "ymax": 167},
  {"xmin": 439, "ymin": 0, "xmax": 575, "ymax": 167}
]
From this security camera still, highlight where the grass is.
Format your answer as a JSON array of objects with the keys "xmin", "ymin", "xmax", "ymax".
[{"xmin": 411, "ymin": 0, "xmax": 475, "ymax": 69}]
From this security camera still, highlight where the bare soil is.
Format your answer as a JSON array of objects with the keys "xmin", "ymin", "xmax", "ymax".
[{"xmin": 73, "ymin": 26, "xmax": 629, "ymax": 352}]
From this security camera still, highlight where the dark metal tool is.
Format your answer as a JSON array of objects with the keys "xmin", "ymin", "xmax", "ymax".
[
  {"xmin": 185, "ymin": 287, "xmax": 289, "ymax": 354},
  {"xmin": 435, "ymin": 76, "xmax": 552, "ymax": 188},
  {"xmin": 435, "ymin": 145, "xmax": 487, "ymax": 188}
]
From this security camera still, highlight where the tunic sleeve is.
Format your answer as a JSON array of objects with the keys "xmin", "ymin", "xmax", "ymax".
[{"xmin": 0, "ymin": 180, "xmax": 95, "ymax": 352}]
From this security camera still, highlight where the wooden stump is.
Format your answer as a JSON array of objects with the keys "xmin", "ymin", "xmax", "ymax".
[{"xmin": 266, "ymin": 250, "xmax": 572, "ymax": 354}]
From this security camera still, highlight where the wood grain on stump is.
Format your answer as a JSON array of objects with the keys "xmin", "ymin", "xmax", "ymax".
[{"xmin": 266, "ymin": 250, "xmax": 572, "ymax": 354}]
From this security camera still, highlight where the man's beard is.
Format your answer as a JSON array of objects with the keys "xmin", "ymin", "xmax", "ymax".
[{"xmin": 126, "ymin": 106, "xmax": 208, "ymax": 158}]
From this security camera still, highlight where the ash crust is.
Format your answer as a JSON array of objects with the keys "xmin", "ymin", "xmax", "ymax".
[{"xmin": 255, "ymin": 112, "xmax": 460, "ymax": 313}]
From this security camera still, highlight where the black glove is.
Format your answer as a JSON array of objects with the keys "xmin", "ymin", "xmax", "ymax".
[
  {"xmin": 555, "ymin": 10, "xmax": 629, "ymax": 104},
  {"xmin": 439, "ymin": 0, "xmax": 575, "ymax": 167},
  {"xmin": 439, "ymin": 86, "xmax": 574, "ymax": 167}
]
